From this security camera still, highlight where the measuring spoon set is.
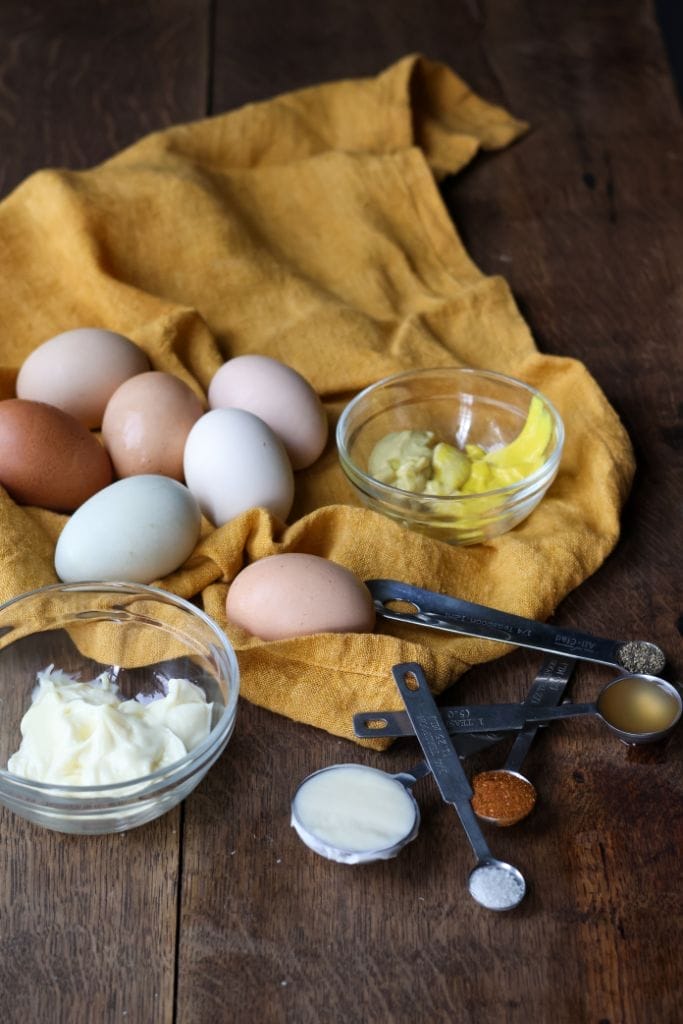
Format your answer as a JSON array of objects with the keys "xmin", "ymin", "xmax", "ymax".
[{"xmin": 291, "ymin": 580, "xmax": 679, "ymax": 911}]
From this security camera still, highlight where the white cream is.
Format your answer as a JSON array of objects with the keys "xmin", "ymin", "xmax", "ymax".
[
  {"xmin": 291, "ymin": 764, "xmax": 419, "ymax": 864},
  {"xmin": 7, "ymin": 666, "xmax": 213, "ymax": 786}
]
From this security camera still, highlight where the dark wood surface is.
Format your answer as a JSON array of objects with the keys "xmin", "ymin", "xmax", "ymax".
[{"xmin": 1, "ymin": 2, "xmax": 681, "ymax": 1021}]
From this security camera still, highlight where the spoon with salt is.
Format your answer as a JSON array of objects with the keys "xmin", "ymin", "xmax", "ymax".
[{"xmin": 392, "ymin": 661, "xmax": 527, "ymax": 911}]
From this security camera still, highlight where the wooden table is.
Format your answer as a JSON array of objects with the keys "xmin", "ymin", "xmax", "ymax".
[{"xmin": 1, "ymin": 2, "xmax": 681, "ymax": 1021}]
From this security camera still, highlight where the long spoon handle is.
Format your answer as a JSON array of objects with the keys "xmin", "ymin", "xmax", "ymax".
[
  {"xmin": 355, "ymin": 699, "xmax": 596, "ymax": 738},
  {"xmin": 392, "ymin": 662, "xmax": 493, "ymax": 865},
  {"xmin": 368, "ymin": 579, "xmax": 665, "ymax": 674},
  {"xmin": 394, "ymin": 655, "xmax": 575, "ymax": 782},
  {"xmin": 503, "ymin": 656, "xmax": 575, "ymax": 773}
]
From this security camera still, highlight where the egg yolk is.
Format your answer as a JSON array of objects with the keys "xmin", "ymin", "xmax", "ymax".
[{"xmin": 367, "ymin": 395, "xmax": 552, "ymax": 498}]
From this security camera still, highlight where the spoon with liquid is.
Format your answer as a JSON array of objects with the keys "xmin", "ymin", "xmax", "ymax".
[
  {"xmin": 393, "ymin": 661, "xmax": 526, "ymax": 911},
  {"xmin": 354, "ymin": 673, "xmax": 683, "ymax": 745},
  {"xmin": 367, "ymin": 579, "xmax": 666, "ymax": 676}
]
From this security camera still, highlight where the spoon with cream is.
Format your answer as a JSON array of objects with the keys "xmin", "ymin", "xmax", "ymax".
[
  {"xmin": 291, "ymin": 732, "xmax": 502, "ymax": 866},
  {"xmin": 292, "ymin": 655, "xmax": 576, "ymax": 861}
]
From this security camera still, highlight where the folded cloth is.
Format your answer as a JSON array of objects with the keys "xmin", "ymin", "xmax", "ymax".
[{"xmin": 0, "ymin": 55, "xmax": 634, "ymax": 742}]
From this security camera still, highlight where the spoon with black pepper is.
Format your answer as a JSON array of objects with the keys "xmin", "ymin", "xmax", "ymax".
[{"xmin": 367, "ymin": 579, "xmax": 666, "ymax": 676}]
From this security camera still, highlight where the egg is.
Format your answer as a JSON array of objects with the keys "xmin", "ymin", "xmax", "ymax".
[
  {"xmin": 183, "ymin": 408, "xmax": 294, "ymax": 526},
  {"xmin": 54, "ymin": 474, "xmax": 201, "ymax": 584},
  {"xmin": 102, "ymin": 371, "xmax": 204, "ymax": 481},
  {"xmin": 225, "ymin": 553, "xmax": 376, "ymax": 640},
  {"xmin": 16, "ymin": 327, "xmax": 150, "ymax": 428},
  {"xmin": 0, "ymin": 399, "xmax": 113, "ymax": 511},
  {"xmin": 208, "ymin": 355, "xmax": 328, "ymax": 470}
]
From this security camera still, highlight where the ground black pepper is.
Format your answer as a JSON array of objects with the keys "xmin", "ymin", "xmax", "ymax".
[{"xmin": 616, "ymin": 640, "xmax": 666, "ymax": 676}]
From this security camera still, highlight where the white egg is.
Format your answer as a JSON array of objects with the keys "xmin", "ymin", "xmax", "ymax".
[
  {"xmin": 183, "ymin": 408, "xmax": 294, "ymax": 526},
  {"xmin": 55, "ymin": 475, "xmax": 201, "ymax": 584}
]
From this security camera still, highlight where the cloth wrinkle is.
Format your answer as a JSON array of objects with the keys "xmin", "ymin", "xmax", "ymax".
[{"xmin": 0, "ymin": 55, "xmax": 635, "ymax": 744}]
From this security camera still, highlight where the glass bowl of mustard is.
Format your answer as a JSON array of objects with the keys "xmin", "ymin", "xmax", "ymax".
[
  {"xmin": 0, "ymin": 581, "xmax": 239, "ymax": 834},
  {"xmin": 336, "ymin": 367, "xmax": 564, "ymax": 545}
]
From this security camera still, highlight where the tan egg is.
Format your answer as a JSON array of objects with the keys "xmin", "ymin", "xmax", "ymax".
[
  {"xmin": 102, "ymin": 371, "xmax": 204, "ymax": 481},
  {"xmin": 0, "ymin": 399, "xmax": 113, "ymax": 511},
  {"xmin": 225, "ymin": 553, "xmax": 375, "ymax": 640},
  {"xmin": 16, "ymin": 327, "xmax": 150, "ymax": 428},
  {"xmin": 208, "ymin": 355, "xmax": 328, "ymax": 470}
]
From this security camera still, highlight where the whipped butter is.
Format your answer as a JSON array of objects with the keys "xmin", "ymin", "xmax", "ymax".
[{"xmin": 7, "ymin": 666, "xmax": 213, "ymax": 786}]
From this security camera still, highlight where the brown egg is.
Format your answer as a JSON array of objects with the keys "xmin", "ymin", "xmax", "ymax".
[
  {"xmin": 16, "ymin": 327, "xmax": 150, "ymax": 428},
  {"xmin": 0, "ymin": 399, "xmax": 113, "ymax": 511},
  {"xmin": 102, "ymin": 371, "xmax": 204, "ymax": 481},
  {"xmin": 226, "ymin": 553, "xmax": 376, "ymax": 640}
]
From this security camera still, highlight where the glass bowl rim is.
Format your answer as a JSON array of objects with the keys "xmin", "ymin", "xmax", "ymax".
[
  {"xmin": 336, "ymin": 366, "xmax": 565, "ymax": 503},
  {"xmin": 0, "ymin": 580, "xmax": 240, "ymax": 799}
]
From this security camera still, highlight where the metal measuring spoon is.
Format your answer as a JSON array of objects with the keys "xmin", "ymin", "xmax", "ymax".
[
  {"xmin": 354, "ymin": 673, "xmax": 683, "ymax": 745},
  {"xmin": 393, "ymin": 662, "xmax": 526, "ymax": 911},
  {"xmin": 292, "ymin": 659, "xmax": 576, "ymax": 865},
  {"xmin": 367, "ymin": 579, "xmax": 666, "ymax": 675},
  {"xmin": 470, "ymin": 657, "xmax": 576, "ymax": 826},
  {"xmin": 398, "ymin": 656, "xmax": 576, "ymax": 827},
  {"xmin": 291, "ymin": 730, "xmax": 507, "ymax": 865}
]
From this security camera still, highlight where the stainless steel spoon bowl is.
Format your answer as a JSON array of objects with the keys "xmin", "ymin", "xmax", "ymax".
[
  {"xmin": 393, "ymin": 662, "xmax": 527, "ymax": 911},
  {"xmin": 367, "ymin": 579, "xmax": 666, "ymax": 675},
  {"xmin": 355, "ymin": 673, "xmax": 682, "ymax": 746}
]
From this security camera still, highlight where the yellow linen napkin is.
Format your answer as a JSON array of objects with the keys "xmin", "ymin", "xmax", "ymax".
[{"xmin": 0, "ymin": 55, "xmax": 634, "ymax": 742}]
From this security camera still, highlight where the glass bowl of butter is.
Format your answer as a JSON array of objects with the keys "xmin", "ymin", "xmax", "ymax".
[
  {"xmin": 336, "ymin": 367, "xmax": 564, "ymax": 545},
  {"xmin": 0, "ymin": 582, "xmax": 239, "ymax": 834}
]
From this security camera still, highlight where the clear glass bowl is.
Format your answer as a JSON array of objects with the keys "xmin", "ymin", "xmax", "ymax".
[
  {"xmin": 0, "ymin": 582, "xmax": 240, "ymax": 834},
  {"xmin": 336, "ymin": 367, "xmax": 564, "ymax": 545}
]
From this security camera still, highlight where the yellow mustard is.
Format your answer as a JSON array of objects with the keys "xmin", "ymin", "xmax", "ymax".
[{"xmin": 368, "ymin": 396, "xmax": 552, "ymax": 497}]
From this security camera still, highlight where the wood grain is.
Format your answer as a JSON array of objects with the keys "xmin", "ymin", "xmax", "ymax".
[
  {"xmin": 0, "ymin": 3, "xmax": 209, "ymax": 1022},
  {"xmin": 178, "ymin": 3, "xmax": 682, "ymax": 1022},
  {"xmin": 0, "ymin": 1, "xmax": 681, "ymax": 1022},
  {"xmin": 0, "ymin": 0, "xmax": 210, "ymax": 195},
  {"xmin": 0, "ymin": 812, "xmax": 182, "ymax": 1021}
]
